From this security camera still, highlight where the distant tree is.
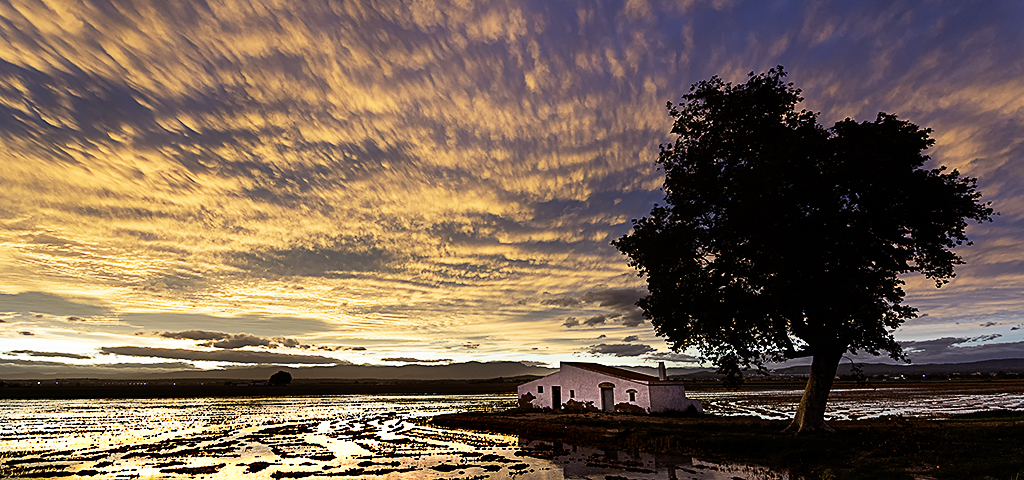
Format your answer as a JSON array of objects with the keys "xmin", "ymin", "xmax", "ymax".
[
  {"xmin": 613, "ymin": 66, "xmax": 992, "ymax": 433},
  {"xmin": 269, "ymin": 370, "xmax": 292, "ymax": 385}
]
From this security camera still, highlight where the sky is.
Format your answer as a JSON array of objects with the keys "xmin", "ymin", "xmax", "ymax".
[{"xmin": 2, "ymin": 0, "xmax": 1023, "ymax": 378}]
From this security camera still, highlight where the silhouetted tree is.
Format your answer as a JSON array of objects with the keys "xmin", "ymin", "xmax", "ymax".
[
  {"xmin": 269, "ymin": 370, "xmax": 292, "ymax": 385},
  {"xmin": 613, "ymin": 66, "xmax": 992, "ymax": 433}
]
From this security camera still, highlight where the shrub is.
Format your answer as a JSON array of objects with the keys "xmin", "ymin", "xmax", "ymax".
[
  {"xmin": 614, "ymin": 402, "xmax": 647, "ymax": 415},
  {"xmin": 562, "ymin": 399, "xmax": 599, "ymax": 412}
]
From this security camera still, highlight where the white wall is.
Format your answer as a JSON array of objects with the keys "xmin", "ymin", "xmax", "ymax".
[
  {"xmin": 518, "ymin": 364, "xmax": 650, "ymax": 411},
  {"xmin": 648, "ymin": 383, "xmax": 703, "ymax": 413},
  {"xmin": 517, "ymin": 363, "xmax": 703, "ymax": 413}
]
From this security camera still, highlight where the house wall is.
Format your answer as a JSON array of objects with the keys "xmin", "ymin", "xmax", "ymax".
[
  {"xmin": 648, "ymin": 384, "xmax": 703, "ymax": 413},
  {"xmin": 517, "ymin": 364, "xmax": 651, "ymax": 411}
]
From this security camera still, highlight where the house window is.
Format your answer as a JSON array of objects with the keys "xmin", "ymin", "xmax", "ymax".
[
  {"xmin": 538, "ymin": 385, "xmax": 543, "ymax": 393},
  {"xmin": 569, "ymin": 390, "xmax": 574, "ymax": 398},
  {"xmin": 627, "ymin": 389, "xmax": 637, "ymax": 402}
]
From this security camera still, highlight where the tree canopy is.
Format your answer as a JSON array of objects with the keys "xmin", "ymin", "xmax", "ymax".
[
  {"xmin": 613, "ymin": 66, "xmax": 992, "ymax": 432},
  {"xmin": 269, "ymin": 370, "xmax": 292, "ymax": 385}
]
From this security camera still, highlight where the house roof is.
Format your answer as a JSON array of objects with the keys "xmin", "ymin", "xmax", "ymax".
[{"xmin": 563, "ymin": 362, "xmax": 666, "ymax": 383}]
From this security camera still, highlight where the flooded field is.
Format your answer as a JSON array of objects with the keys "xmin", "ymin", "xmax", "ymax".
[
  {"xmin": 1, "ymin": 386, "xmax": 1022, "ymax": 479},
  {"xmin": 694, "ymin": 383, "xmax": 1024, "ymax": 420}
]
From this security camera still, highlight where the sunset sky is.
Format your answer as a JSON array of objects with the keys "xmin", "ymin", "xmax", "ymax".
[{"xmin": 2, "ymin": 0, "xmax": 1023, "ymax": 378}]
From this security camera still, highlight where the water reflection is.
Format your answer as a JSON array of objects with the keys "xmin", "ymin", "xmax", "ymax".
[
  {"xmin": 690, "ymin": 387, "xmax": 1024, "ymax": 420},
  {"xmin": 2, "ymin": 389, "xmax": 1021, "ymax": 478},
  {"xmin": 0, "ymin": 394, "xmax": 786, "ymax": 479},
  {"xmin": 517, "ymin": 440, "xmax": 788, "ymax": 479}
]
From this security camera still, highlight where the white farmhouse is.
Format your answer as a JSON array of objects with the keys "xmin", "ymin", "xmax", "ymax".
[{"xmin": 518, "ymin": 362, "xmax": 702, "ymax": 414}]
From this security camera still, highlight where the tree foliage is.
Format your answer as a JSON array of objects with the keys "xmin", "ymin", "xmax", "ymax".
[
  {"xmin": 613, "ymin": 66, "xmax": 992, "ymax": 431},
  {"xmin": 269, "ymin": 370, "xmax": 292, "ymax": 385}
]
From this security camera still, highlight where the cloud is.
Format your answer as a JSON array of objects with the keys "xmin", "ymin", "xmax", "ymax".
[
  {"xmin": 158, "ymin": 330, "xmax": 301, "ymax": 349},
  {"xmin": 6, "ymin": 350, "xmax": 91, "ymax": 360},
  {"xmin": 99, "ymin": 347, "xmax": 343, "ymax": 365},
  {"xmin": 207, "ymin": 334, "xmax": 274, "ymax": 349},
  {"xmin": 617, "ymin": 310, "xmax": 646, "ymax": 328},
  {"xmin": 581, "ymin": 288, "xmax": 644, "ymax": 310},
  {"xmin": 582, "ymin": 288, "xmax": 647, "ymax": 327},
  {"xmin": 553, "ymin": 288, "xmax": 647, "ymax": 328},
  {"xmin": 0, "ymin": 292, "xmax": 111, "ymax": 318},
  {"xmin": 585, "ymin": 343, "xmax": 656, "ymax": 357},
  {"xmin": 542, "ymin": 295, "xmax": 582, "ymax": 307},
  {"xmin": 623, "ymin": 335, "xmax": 639, "ymax": 342},
  {"xmin": 19, "ymin": 331, "xmax": 34, "ymax": 336},
  {"xmin": 226, "ymin": 235, "xmax": 405, "ymax": 278},
  {"xmin": 894, "ymin": 338, "xmax": 1024, "ymax": 364},
  {"xmin": 645, "ymin": 351, "xmax": 701, "ymax": 363},
  {"xmin": 276, "ymin": 338, "xmax": 302, "ymax": 348},
  {"xmin": 125, "ymin": 314, "xmax": 331, "ymax": 338},
  {"xmin": 160, "ymin": 330, "xmax": 233, "ymax": 341},
  {"xmin": 381, "ymin": 357, "xmax": 452, "ymax": 363}
]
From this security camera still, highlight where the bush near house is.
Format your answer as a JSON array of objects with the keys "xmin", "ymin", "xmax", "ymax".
[
  {"xmin": 614, "ymin": 403, "xmax": 647, "ymax": 415},
  {"xmin": 562, "ymin": 399, "xmax": 600, "ymax": 413},
  {"xmin": 516, "ymin": 392, "xmax": 536, "ymax": 410}
]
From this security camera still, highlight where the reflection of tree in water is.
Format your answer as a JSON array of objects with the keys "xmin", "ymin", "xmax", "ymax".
[{"xmin": 517, "ymin": 439, "xmax": 782, "ymax": 480}]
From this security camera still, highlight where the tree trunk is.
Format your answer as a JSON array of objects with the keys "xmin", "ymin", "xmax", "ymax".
[{"xmin": 785, "ymin": 348, "xmax": 843, "ymax": 434}]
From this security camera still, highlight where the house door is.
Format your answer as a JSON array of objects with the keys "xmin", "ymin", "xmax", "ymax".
[
  {"xmin": 599, "ymin": 384, "xmax": 614, "ymax": 412},
  {"xmin": 551, "ymin": 386, "xmax": 561, "ymax": 410}
]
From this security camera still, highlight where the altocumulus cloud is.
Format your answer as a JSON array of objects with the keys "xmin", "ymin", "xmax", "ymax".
[
  {"xmin": 226, "ymin": 235, "xmax": 406, "ymax": 278},
  {"xmin": 556, "ymin": 288, "xmax": 648, "ymax": 329}
]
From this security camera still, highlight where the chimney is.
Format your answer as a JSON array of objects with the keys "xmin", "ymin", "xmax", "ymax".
[{"xmin": 658, "ymin": 361, "xmax": 667, "ymax": 381}]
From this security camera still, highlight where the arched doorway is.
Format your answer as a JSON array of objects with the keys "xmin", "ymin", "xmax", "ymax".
[{"xmin": 599, "ymin": 382, "xmax": 615, "ymax": 412}]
